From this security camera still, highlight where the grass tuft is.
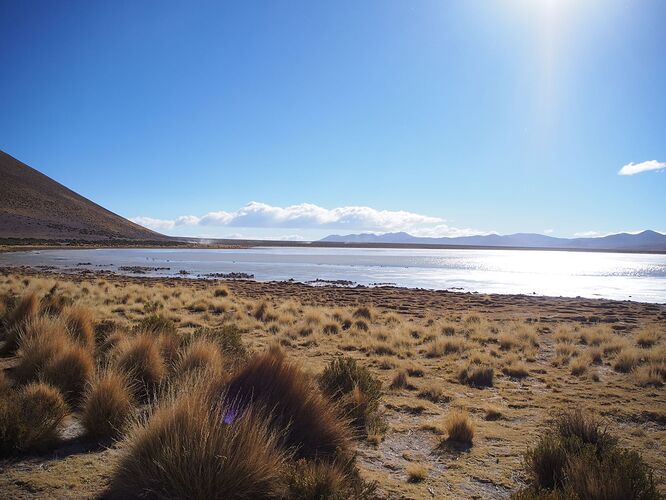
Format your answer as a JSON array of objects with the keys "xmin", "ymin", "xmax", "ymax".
[
  {"xmin": 106, "ymin": 381, "xmax": 287, "ymax": 499},
  {"xmin": 226, "ymin": 348, "xmax": 351, "ymax": 461},
  {"xmin": 82, "ymin": 369, "xmax": 135, "ymax": 440}
]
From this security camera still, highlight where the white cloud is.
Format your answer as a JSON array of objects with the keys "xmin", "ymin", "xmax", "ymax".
[
  {"xmin": 543, "ymin": 229, "xmax": 554, "ymax": 234},
  {"xmin": 618, "ymin": 160, "xmax": 666, "ymax": 176},
  {"xmin": 131, "ymin": 202, "xmax": 487, "ymax": 237},
  {"xmin": 573, "ymin": 231, "xmax": 608, "ymax": 238},
  {"xmin": 130, "ymin": 216, "xmax": 177, "ymax": 231}
]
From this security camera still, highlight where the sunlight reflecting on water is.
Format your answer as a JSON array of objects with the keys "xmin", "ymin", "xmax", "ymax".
[{"xmin": 1, "ymin": 247, "xmax": 665, "ymax": 303}]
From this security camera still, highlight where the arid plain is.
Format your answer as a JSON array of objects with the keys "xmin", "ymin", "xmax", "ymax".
[{"xmin": 0, "ymin": 267, "xmax": 664, "ymax": 499}]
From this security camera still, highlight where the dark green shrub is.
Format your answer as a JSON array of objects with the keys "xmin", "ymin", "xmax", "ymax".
[
  {"xmin": 516, "ymin": 410, "xmax": 659, "ymax": 500},
  {"xmin": 319, "ymin": 357, "xmax": 382, "ymax": 433},
  {"xmin": 135, "ymin": 314, "xmax": 176, "ymax": 336},
  {"xmin": 195, "ymin": 325, "xmax": 247, "ymax": 362}
]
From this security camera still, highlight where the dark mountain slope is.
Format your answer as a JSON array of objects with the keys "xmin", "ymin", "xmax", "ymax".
[{"xmin": 0, "ymin": 150, "xmax": 167, "ymax": 241}]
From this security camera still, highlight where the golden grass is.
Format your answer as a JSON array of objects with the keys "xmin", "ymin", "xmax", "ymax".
[
  {"xmin": 442, "ymin": 409, "xmax": 474, "ymax": 445},
  {"xmin": 82, "ymin": 369, "xmax": 135, "ymax": 439},
  {"xmin": 62, "ymin": 305, "xmax": 95, "ymax": 350},
  {"xmin": 226, "ymin": 349, "xmax": 351, "ymax": 461},
  {"xmin": 41, "ymin": 341, "xmax": 94, "ymax": 405},
  {"xmin": 406, "ymin": 463, "xmax": 429, "ymax": 483},
  {"xmin": 14, "ymin": 318, "xmax": 70, "ymax": 383},
  {"xmin": 176, "ymin": 337, "xmax": 225, "ymax": 378},
  {"xmin": 18, "ymin": 382, "xmax": 70, "ymax": 453},
  {"xmin": 106, "ymin": 379, "xmax": 288, "ymax": 499},
  {"xmin": 114, "ymin": 334, "xmax": 166, "ymax": 395},
  {"xmin": 0, "ymin": 275, "xmax": 664, "ymax": 499}
]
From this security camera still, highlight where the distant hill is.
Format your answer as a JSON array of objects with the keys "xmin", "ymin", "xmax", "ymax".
[
  {"xmin": 321, "ymin": 230, "xmax": 666, "ymax": 252},
  {"xmin": 0, "ymin": 150, "xmax": 167, "ymax": 241}
]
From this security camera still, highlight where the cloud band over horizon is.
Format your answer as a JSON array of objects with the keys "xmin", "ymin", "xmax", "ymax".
[{"xmin": 130, "ymin": 202, "xmax": 485, "ymax": 238}]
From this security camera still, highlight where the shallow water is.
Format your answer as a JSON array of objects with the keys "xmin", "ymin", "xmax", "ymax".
[{"xmin": 1, "ymin": 247, "xmax": 665, "ymax": 303}]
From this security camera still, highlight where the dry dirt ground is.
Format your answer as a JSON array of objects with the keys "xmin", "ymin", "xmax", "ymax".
[{"xmin": 1, "ymin": 269, "xmax": 665, "ymax": 499}]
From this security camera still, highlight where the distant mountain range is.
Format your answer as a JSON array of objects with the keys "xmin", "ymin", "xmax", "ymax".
[{"xmin": 320, "ymin": 230, "xmax": 666, "ymax": 252}]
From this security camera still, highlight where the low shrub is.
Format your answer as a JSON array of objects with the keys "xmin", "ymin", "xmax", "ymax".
[
  {"xmin": 195, "ymin": 325, "xmax": 247, "ymax": 362},
  {"xmin": 287, "ymin": 459, "xmax": 374, "ymax": 499},
  {"xmin": 135, "ymin": 314, "xmax": 176, "ymax": 336},
  {"xmin": 319, "ymin": 356, "xmax": 383, "ymax": 433},
  {"xmin": 518, "ymin": 409, "xmax": 658, "ymax": 499}
]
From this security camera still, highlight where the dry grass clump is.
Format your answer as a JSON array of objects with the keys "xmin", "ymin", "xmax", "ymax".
[
  {"xmin": 458, "ymin": 358, "xmax": 494, "ymax": 388},
  {"xmin": 213, "ymin": 287, "xmax": 229, "ymax": 297},
  {"xmin": 176, "ymin": 338, "xmax": 224, "ymax": 378},
  {"xmin": 114, "ymin": 334, "xmax": 166, "ymax": 395},
  {"xmin": 319, "ymin": 356, "xmax": 383, "ymax": 435},
  {"xmin": 519, "ymin": 409, "xmax": 658, "ymax": 499},
  {"xmin": 322, "ymin": 322, "xmax": 340, "ymax": 335},
  {"xmin": 353, "ymin": 305, "xmax": 374, "ymax": 321},
  {"xmin": 62, "ymin": 305, "xmax": 95, "ymax": 350},
  {"xmin": 389, "ymin": 369, "xmax": 413, "ymax": 390},
  {"xmin": 587, "ymin": 346, "xmax": 603, "ymax": 365},
  {"xmin": 502, "ymin": 355, "xmax": 529, "ymax": 378},
  {"xmin": 406, "ymin": 463, "xmax": 429, "ymax": 483},
  {"xmin": 1, "ymin": 292, "xmax": 40, "ymax": 354},
  {"xmin": 82, "ymin": 369, "xmax": 135, "ymax": 440},
  {"xmin": 0, "ymin": 382, "xmax": 69, "ymax": 456},
  {"xmin": 553, "ymin": 326, "xmax": 576, "ymax": 344},
  {"xmin": 441, "ymin": 409, "xmax": 474, "ymax": 445},
  {"xmin": 634, "ymin": 363, "xmax": 666, "ymax": 387},
  {"xmin": 417, "ymin": 382, "xmax": 448, "ymax": 404},
  {"xmin": 579, "ymin": 326, "xmax": 613, "ymax": 347},
  {"xmin": 226, "ymin": 349, "xmax": 351, "ymax": 460},
  {"xmin": 14, "ymin": 318, "xmax": 70, "ymax": 383},
  {"xmin": 106, "ymin": 382, "xmax": 287, "ymax": 499},
  {"xmin": 19, "ymin": 383, "xmax": 70, "ymax": 451},
  {"xmin": 286, "ymin": 459, "xmax": 373, "ymax": 499},
  {"xmin": 613, "ymin": 349, "xmax": 642, "ymax": 373},
  {"xmin": 570, "ymin": 356, "xmax": 589, "ymax": 377},
  {"xmin": 253, "ymin": 300, "xmax": 277, "ymax": 322},
  {"xmin": 5, "ymin": 291, "xmax": 39, "ymax": 327},
  {"xmin": 425, "ymin": 337, "xmax": 466, "ymax": 357},
  {"xmin": 636, "ymin": 326, "xmax": 660, "ymax": 348},
  {"xmin": 41, "ymin": 342, "xmax": 94, "ymax": 405}
]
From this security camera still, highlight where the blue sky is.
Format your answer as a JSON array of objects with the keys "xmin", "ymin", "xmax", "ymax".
[{"xmin": 1, "ymin": 0, "xmax": 664, "ymax": 240}]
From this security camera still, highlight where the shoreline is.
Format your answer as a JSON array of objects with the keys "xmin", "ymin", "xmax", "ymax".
[
  {"xmin": 3, "ymin": 266, "xmax": 665, "ymax": 323},
  {"xmin": 2, "ymin": 239, "xmax": 666, "ymax": 255},
  {"xmin": 1, "ymin": 263, "xmax": 665, "ymax": 306}
]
